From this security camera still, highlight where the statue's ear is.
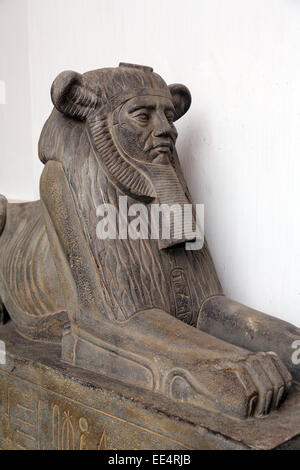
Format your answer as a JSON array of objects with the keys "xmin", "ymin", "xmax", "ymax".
[
  {"xmin": 168, "ymin": 84, "xmax": 191, "ymax": 121},
  {"xmin": 51, "ymin": 71, "xmax": 99, "ymax": 120}
]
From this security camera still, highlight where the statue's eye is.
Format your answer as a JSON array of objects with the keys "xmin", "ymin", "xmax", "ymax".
[{"xmin": 134, "ymin": 113, "xmax": 149, "ymax": 123}]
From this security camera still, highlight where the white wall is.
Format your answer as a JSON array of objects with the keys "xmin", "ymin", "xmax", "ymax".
[
  {"xmin": 0, "ymin": 0, "xmax": 34, "ymax": 200},
  {"xmin": 1, "ymin": 0, "xmax": 300, "ymax": 326}
]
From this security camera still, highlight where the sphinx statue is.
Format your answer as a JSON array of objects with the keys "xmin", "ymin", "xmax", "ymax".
[{"xmin": 0, "ymin": 63, "xmax": 299, "ymax": 426}]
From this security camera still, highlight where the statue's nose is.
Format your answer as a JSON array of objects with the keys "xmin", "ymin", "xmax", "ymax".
[{"xmin": 152, "ymin": 115, "xmax": 173, "ymax": 138}]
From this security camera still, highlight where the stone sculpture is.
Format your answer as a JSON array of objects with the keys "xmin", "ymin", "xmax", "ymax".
[{"xmin": 0, "ymin": 63, "xmax": 299, "ymax": 449}]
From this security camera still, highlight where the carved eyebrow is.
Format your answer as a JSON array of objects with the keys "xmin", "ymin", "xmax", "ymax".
[{"xmin": 128, "ymin": 104, "xmax": 155, "ymax": 114}]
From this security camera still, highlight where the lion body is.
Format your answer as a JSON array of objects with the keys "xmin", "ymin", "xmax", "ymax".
[{"xmin": 0, "ymin": 200, "xmax": 67, "ymax": 340}]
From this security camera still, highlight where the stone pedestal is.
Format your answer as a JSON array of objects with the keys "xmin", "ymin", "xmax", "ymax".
[{"xmin": 0, "ymin": 322, "xmax": 300, "ymax": 450}]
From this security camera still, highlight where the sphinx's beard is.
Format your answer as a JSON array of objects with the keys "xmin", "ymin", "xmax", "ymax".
[
  {"xmin": 87, "ymin": 114, "xmax": 198, "ymax": 249},
  {"xmin": 87, "ymin": 113, "xmax": 155, "ymax": 202}
]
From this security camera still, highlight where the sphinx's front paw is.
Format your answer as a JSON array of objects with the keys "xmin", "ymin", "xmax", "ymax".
[
  {"xmin": 216, "ymin": 351, "xmax": 293, "ymax": 417},
  {"xmin": 240, "ymin": 351, "xmax": 292, "ymax": 416},
  {"xmin": 165, "ymin": 351, "xmax": 292, "ymax": 419}
]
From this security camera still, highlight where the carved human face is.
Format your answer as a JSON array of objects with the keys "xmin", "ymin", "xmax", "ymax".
[{"xmin": 113, "ymin": 95, "xmax": 178, "ymax": 165}]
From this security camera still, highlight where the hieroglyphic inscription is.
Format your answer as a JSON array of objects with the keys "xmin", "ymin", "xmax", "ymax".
[
  {"xmin": 0, "ymin": 370, "xmax": 188, "ymax": 450},
  {"xmin": 97, "ymin": 426, "xmax": 107, "ymax": 450},
  {"xmin": 79, "ymin": 417, "xmax": 89, "ymax": 450},
  {"xmin": 171, "ymin": 268, "xmax": 193, "ymax": 324}
]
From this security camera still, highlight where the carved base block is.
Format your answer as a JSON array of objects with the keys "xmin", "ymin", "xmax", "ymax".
[{"xmin": 1, "ymin": 322, "xmax": 300, "ymax": 450}]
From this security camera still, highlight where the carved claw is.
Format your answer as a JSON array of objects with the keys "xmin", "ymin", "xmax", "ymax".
[
  {"xmin": 166, "ymin": 351, "xmax": 292, "ymax": 419},
  {"xmin": 221, "ymin": 351, "xmax": 292, "ymax": 417}
]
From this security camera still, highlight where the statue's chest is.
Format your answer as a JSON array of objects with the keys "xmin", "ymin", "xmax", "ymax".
[
  {"xmin": 73, "ymin": 167, "xmax": 222, "ymax": 324},
  {"xmin": 92, "ymin": 234, "xmax": 221, "ymax": 326}
]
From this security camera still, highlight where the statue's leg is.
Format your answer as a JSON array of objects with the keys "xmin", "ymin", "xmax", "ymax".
[{"xmin": 197, "ymin": 296, "xmax": 300, "ymax": 382}]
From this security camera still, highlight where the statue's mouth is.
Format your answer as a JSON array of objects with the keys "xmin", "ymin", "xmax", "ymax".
[
  {"xmin": 149, "ymin": 141, "xmax": 173, "ymax": 164},
  {"xmin": 153, "ymin": 142, "xmax": 172, "ymax": 151}
]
